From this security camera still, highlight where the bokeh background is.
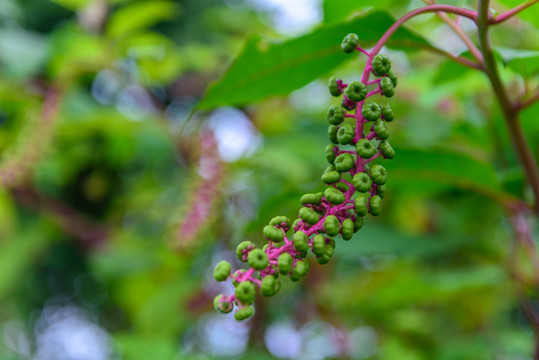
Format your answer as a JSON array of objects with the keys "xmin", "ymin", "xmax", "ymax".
[{"xmin": 1, "ymin": 0, "xmax": 539, "ymax": 359}]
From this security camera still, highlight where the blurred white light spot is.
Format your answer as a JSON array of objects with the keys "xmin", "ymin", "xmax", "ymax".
[
  {"xmin": 116, "ymin": 85, "xmax": 156, "ymax": 121},
  {"xmin": 92, "ymin": 69, "xmax": 122, "ymax": 105},
  {"xmin": 247, "ymin": 0, "xmax": 322, "ymax": 35},
  {"xmin": 347, "ymin": 326, "xmax": 378, "ymax": 359},
  {"xmin": 264, "ymin": 321, "xmax": 302, "ymax": 359},
  {"xmin": 33, "ymin": 305, "xmax": 112, "ymax": 360},
  {"xmin": 207, "ymin": 107, "xmax": 261, "ymax": 162},
  {"xmin": 300, "ymin": 321, "xmax": 340, "ymax": 360},
  {"xmin": 198, "ymin": 313, "xmax": 249, "ymax": 357}
]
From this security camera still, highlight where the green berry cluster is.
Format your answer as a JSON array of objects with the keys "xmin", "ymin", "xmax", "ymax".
[{"xmin": 213, "ymin": 33, "xmax": 399, "ymax": 321}]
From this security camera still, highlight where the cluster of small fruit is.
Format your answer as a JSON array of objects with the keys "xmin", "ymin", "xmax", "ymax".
[{"xmin": 213, "ymin": 33, "xmax": 398, "ymax": 321}]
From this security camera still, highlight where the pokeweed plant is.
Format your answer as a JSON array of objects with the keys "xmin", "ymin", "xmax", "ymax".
[{"xmin": 211, "ymin": 0, "xmax": 539, "ymax": 330}]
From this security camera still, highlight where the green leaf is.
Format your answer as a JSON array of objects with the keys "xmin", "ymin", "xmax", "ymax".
[
  {"xmin": 199, "ymin": 11, "xmax": 433, "ymax": 110},
  {"xmin": 433, "ymin": 52, "xmax": 474, "ymax": 83},
  {"xmin": 106, "ymin": 1, "xmax": 180, "ymax": 39},
  {"xmin": 323, "ymin": 0, "xmax": 412, "ymax": 23},
  {"xmin": 495, "ymin": 46, "xmax": 539, "ymax": 78},
  {"xmin": 496, "ymin": 0, "xmax": 539, "ymax": 28},
  {"xmin": 49, "ymin": 0, "xmax": 90, "ymax": 10}
]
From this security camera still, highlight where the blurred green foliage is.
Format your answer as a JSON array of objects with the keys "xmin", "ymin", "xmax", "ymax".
[{"xmin": 0, "ymin": 0, "xmax": 538, "ymax": 359}]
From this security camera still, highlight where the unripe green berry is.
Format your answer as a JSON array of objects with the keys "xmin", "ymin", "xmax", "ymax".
[
  {"xmin": 325, "ymin": 144, "xmax": 336, "ymax": 164},
  {"xmin": 352, "ymin": 172, "xmax": 373, "ymax": 192},
  {"xmin": 312, "ymin": 234, "xmax": 326, "ymax": 257},
  {"xmin": 334, "ymin": 153, "xmax": 355, "ymax": 172},
  {"xmin": 328, "ymin": 76, "xmax": 341, "ymax": 97},
  {"xmin": 278, "ymin": 253, "xmax": 294, "ymax": 275},
  {"xmin": 337, "ymin": 124, "xmax": 355, "ymax": 145},
  {"xmin": 214, "ymin": 295, "xmax": 233, "ymax": 313},
  {"xmin": 369, "ymin": 195, "xmax": 382, "ymax": 216},
  {"xmin": 355, "ymin": 196, "xmax": 368, "ymax": 216},
  {"xmin": 381, "ymin": 77, "xmax": 395, "ymax": 97},
  {"xmin": 380, "ymin": 103, "xmax": 394, "ymax": 122},
  {"xmin": 293, "ymin": 231, "xmax": 309, "ymax": 253},
  {"xmin": 374, "ymin": 120, "xmax": 389, "ymax": 140},
  {"xmin": 341, "ymin": 33, "xmax": 359, "ymax": 53},
  {"xmin": 318, "ymin": 254, "xmax": 332, "ymax": 265},
  {"xmin": 235, "ymin": 306, "xmax": 254, "ymax": 321},
  {"xmin": 370, "ymin": 164, "xmax": 387, "ymax": 185},
  {"xmin": 236, "ymin": 241, "xmax": 255, "ymax": 262},
  {"xmin": 377, "ymin": 184, "xmax": 387, "ymax": 198},
  {"xmin": 328, "ymin": 125, "xmax": 339, "ymax": 144},
  {"xmin": 379, "ymin": 140, "xmax": 395, "ymax": 159},
  {"xmin": 362, "ymin": 102, "xmax": 381, "ymax": 121},
  {"xmin": 263, "ymin": 225, "xmax": 284, "ymax": 242},
  {"xmin": 248, "ymin": 249, "xmax": 269, "ymax": 270},
  {"xmin": 346, "ymin": 81, "xmax": 367, "ymax": 102},
  {"xmin": 235, "ymin": 281, "xmax": 255, "ymax": 305},
  {"xmin": 213, "ymin": 260, "xmax": 232, "ymax": 282},
  {"xmin": 324, "ymin": 215, "xmax": 340, "ymax": 237},
  {"xmin": 261, "ymin": 275, "xmax": 280, "ymax": 297},
  {"xmin": 301, "ymin": 192, "xmax": 324, "ymax": 205},
  {"xmin": 387, "ymin": 70, "xmax": 398, "ymax": 87},
  {"xmin": 299, "ymin": 207, "xmax": 319, "ymax": 224},
  {"xmin": 324, "ymin": 187, "xmax": 345, "ymax": 205},
  {"xmin": 353, "ymin": 216, "xmax": 364, "ymax": 231},
  {"xmin": 321, "ymin": 170, "xmax": 341, "ymax": 184},
  {"xmin": 341, "ymin": 218, "xmax": 354, "ymax": 240},
  {"xmin": 372, "ymin": 54, "xmax": 391, "ymax": 76},
  {"xmin": 269, "ymin": 216, "xmax": 291, "ymax": 229},
  {"xmin": 356, "ymin": 139, "xmax": 377, "ymax": 159},
  {"xmin": 327, "ymin": 105, "xmax": 344, "ymax": 125},
  {"xmin": 292, "ymin": 218, "xmax": 300, "ymax": 230},
  {"xmin": 290, "ymin": 260, "xmax": 309, "ymax": 281}
]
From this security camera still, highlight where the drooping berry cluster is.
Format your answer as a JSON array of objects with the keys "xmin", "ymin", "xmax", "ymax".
[{"xmin": 213, "ymin": 33, "xmax": 398, "ymax": 321}]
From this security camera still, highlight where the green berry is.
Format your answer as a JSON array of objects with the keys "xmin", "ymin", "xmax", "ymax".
[
  {"xmin": 337, "ymin": 124, "xmax": 355, "ymax": 145},
  {"xmin": 328, "ymin": 125, "xmax": 339, "ymax": 144},
  {"xmin": 299, "ymin": 207, "xmax": 319, "ymax": 224},
  {"xmin": 235, "ymin": 306, "xmax": 254, "ymax": 321},
  {"xmin": 341, "ymin": 33, "xmax": 359, "ymax": 53},
  {"xmin": 301, "ymin": 192, "xmax": 324, "ymax": 205},
  {"xmin": 328, "ymin": 76, "xmax": 341, "ymax": 97},
  {"xmin": 263, "ymin": 225, "xmax": 284, "ymax": 242},
  {"xmin": 370, "ymin": 164, "xmax": 387, "ymax": 185},
  {"xmin": 327, "ymin": 105, "xmax": 344, "ymax": 125},
  {"xmin": 325, "ymin": 144, "xmax": 336, "ymax": 164},
  {"xmin": 370, "ymin": 195, "xmax": 382, "ymax": 216},
  {"xmin": 353, "ymin": 216, "xmax": 364, "ymax": 232},
  {"xmin": 269, "ymin": 216, "xmax": 291, "ymax": 229},
  {"xmin": 292, "ymin": 218, "xmax": 300, "ymax": 230},
  {"xmin": 324, "ymin": 215, "xmax": 340, "ymax": 237},
  {"xmin": 336, "ymin": 182, "xmax": 348, "ymax": 192},
  {"xmin": 352, "ymin": 172, "xmax": 372, "ymax": 192},
  {"xmin": 293, "ymin": 231, "xmax": 309, "ymax": 253},
  {"xmin": 278, "ymin": 253, "xmax": 294, "ymax": 275},
  {"xmin": 324, "ymin": 187, "xmax": 345, "ymax": 205},
  {"xmin": 290, "ymin": 260, "xmax": 309, "ymax": 281},
  {"xmin": 387, "ymin": 70, "xmax": 398, "ymax": 87},
  {"xmin": 355, "ymin": 196, "xmax": 368, "ymax": 216},
  {"xmin": 235, "ymin": 281, "xmax": 255, "ymax": 305},
  {"xmin": 372, "ymin": 54, "xmax": 391, "ymax": 76},
  {"xmin": 318, "ymin": 254, "xmax": 332, "ymax": 265},
  {"xmin": 321, "ymin": 170, "xmax": 341, "ymax": 184},
  {"xmin": 377, "ymin": 184, "xmax": 387, "ymax": 198},
  {"xmin": 381, "ymin": 77, "xmax": 395, "ymax": 97},
  {"xmin": 356, "ymin": 139, "xmax": 377, "ymax": 159},
  {"xmin": 362, "ymin": 102, "xmax": 381, "ymax": 121},
  {"xmin": 346, "ymin": 81, "xmax": 367, "ymax": 102},
  {"xmin": 248, "ymin": 249, "xmax": 269, "ymax": 270},
  {"xmin": 261, "ymin": 275, "xmax": 280, "ymax": 297},
  {"xmin": 312, "ymin": 234, "xmax": 326, "ymax": 257},
  {"xmin": 374, "ymin": 120, "xmax": 389, "ymax": 140},
  {"xmin": 341, "ymin": 218, "xmax": 354, "ymax": 240},
  {"xmin": 232, "ymin": 270, "xmax": 242, "ymax": 286},
  {"xmin": 381, "ymin": 103, "xmax": 394, "ymax": 122},
  {"xmin": 213, "ymin": 260, "xmax": 232, "ymax": 282},
  {"xmin": 379, "ymin": 140, "xmax": 395, "ymax": 159},
  {"xmin": 334, "ymin": 153, "xmax": 355, "ymax": 172},
  {"xmin": 236, "ymin": 241, "xmax": 255, "ymax": 262},
  {"xmin": 214, "ymin": 295, "xmax": 233, "ymax": 313}
]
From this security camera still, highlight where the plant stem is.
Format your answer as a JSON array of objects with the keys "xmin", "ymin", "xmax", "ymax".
[
  {"xmin": 477, "ymin": 0, "xmax": 539, "ymax": 211},
  {"xmin": 518, "ymin": 88, "xmax": 539, "ymax": 111},
  {"xmin": 491, "ymin": 0, "xmax": 539, "ymax": 24}
]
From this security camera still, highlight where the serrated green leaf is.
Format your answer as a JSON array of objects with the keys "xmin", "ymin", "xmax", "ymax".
[{"xmin": 199, "ymin": 11, "xmax": 433, "ymax": 110}]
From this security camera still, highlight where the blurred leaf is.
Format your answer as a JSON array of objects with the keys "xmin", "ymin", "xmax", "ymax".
[
  {"xmin": 0, "ymin": 27, "xmax": 47, "ymax": 79},
  {"xmin": 199, "ymin": 11, "xmax": 433, "ymax": 109},
  {"xmin": 433, "ymin": 53, "xmax": 475, "ymax": 84},
  {"xmin": 323, "ymin": 0, "xmax": 412, "ymax": 23},
  {"xmin": 49, "ymin": 0, "xmax": 90, "ymax": 10},
  {"xmin": 106, "ymin": 1, "xmax": 180, "ymax": 39},
  {"xmin": 495, "ymin": 47, "xmax": 539, "ymax": 78},
  {"xmin": 114, "ymin": 334, "xmax": 177, "ymax": 360},
  {"xmin": 496, "ymin": 0, "xmax": 539, "ymax": 28}
]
